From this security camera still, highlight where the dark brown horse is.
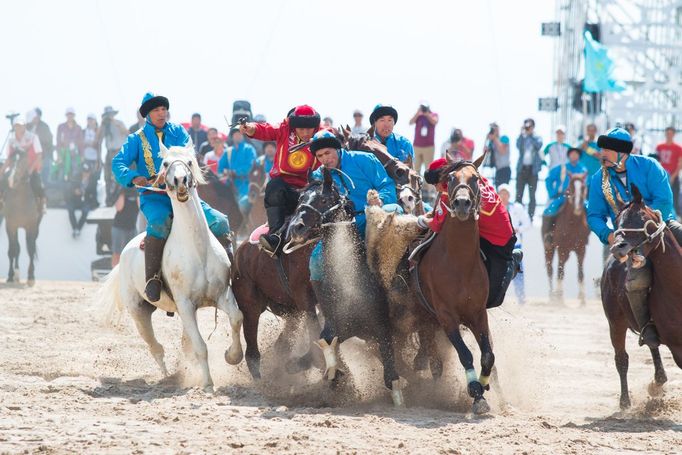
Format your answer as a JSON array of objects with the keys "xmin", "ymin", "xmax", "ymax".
[
  {"xmin": 231, "ymin": 224, "xmax": 319, "ymax": 380},
  {"xmin": 243, "ymin": 160, "xmax": 267, "ymax": 235},
  {"xmin": 601, "ymin": 185, "xmax": 682, "ymax": 409},
  {"xmin": 412, "ymin": 156, "xmax": 495, "ymax": 415},
  {"xmin": 2, "ymin": 149, "xmax": 42, "ymax": 284},
  {"xmin": 340, "ymin": 125, "xmax": 425, "ymax": 215},
  {"xmin": 197, "ymin": 169, "xmax": 244, "ymax": 234},
  {"xmin": 544, "ymin": 173, "xmax": 590, "ymax": 305}
]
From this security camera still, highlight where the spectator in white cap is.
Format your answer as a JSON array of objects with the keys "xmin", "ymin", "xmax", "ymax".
[
  {"xmin": 55, "ymin": 107, "xmax": 83, "ymax": 182},
  {"xmin": 83, "ymin": 113, "xmax": 101, "ymax": 174},
  {"xmin": 351, "ymin": 109, "xmax": 366, "ymax": 135},
  {"xmin": 497, "ymin": 183, "xmax": 531, "ymax": 304},
  {"xmin": 542, "ymin": 125, "xmax": 571, "ymax": 169},
  {"xmin": 98, "ymin": 105, "xmax": 129, "ymax": 205}
]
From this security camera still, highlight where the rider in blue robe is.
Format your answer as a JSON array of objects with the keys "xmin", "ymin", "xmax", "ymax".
[
  {"xmin": 541, "ymin": 147, "xmax": 587, "ymax": 247},
  {"xmin": 112, "ymin": 92, "xmax": 232, "ymax": 303},
  {"xmin": 586, "ymin": 127, "xmax": 682, "ymax": 349}
]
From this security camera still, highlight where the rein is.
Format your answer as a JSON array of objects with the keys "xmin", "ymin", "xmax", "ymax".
[{"xmin": 444, "ymin": 163, "xmax": 482, "ymax": 219}]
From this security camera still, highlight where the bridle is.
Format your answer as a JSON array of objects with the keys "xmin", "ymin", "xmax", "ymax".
[
  {"xmin": 282, "ymin": 188, "xmax": 354, "ymax": 254},
  {"xmin": 614, "ymin": 209, "xmax": 668, "ymax": 255},
  {"xmin": 134, "ymin": 159, "xmax": 197, "ymax": 193},
  {"xmin": 444, "ymin": 162, "xmax": 481, "ymax": 219}
]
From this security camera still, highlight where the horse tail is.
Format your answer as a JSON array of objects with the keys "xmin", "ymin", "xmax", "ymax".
[{"xmin": 96, "ymin": 265, "xmax": 125, "ymax": 328}]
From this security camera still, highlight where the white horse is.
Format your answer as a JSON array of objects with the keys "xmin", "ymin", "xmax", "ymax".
[{"xmin": 100, "ymin": 142, "xmax": 244, "ymax": 392}]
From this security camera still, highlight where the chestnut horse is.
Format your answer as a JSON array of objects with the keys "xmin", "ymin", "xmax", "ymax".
[
  {"xmin": 544, "ymin": 173, "xmax": 590, "ymax": 305},
  {"xmin": 411, "ymin": 156, "xmax": 495, "ymax": 415},
  {"xmin": 231, "ymin": 221, "xmax": 319, "ymax": 379},
  {"xmin": 601, "ymin": 185, "xmax": 682, "ymax": 409}
]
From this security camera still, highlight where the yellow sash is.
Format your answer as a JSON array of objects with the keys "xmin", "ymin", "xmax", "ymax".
[{"xmin": 136, "ymin": 128, "xmax": 156, "ymax": 177}]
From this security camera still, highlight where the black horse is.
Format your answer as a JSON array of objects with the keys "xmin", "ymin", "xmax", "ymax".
[{"xmin": 285, "ymin": 167, "xmax": 404, "ymax": 406}]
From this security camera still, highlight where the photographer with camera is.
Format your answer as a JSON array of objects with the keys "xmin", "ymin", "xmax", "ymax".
[
  {"xmin": 515, "ymin": 118, "xmax": 543, "ymax": 220},
  {"xmin": 483, "ymin": 122, "xmax": 511, "ymax": 186},
  {"xmin": 409, "ymin": 103, "xmax": 439, "ymax": 174},
  {"xmin": 98, "ymin": 106, "xmax": 128, "ymax": 206},
  {"xmin": 441, "ymin": 127, "xmax": 474, "ymax": 162}
]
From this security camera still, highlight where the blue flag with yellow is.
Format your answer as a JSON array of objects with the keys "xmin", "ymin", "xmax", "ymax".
[{"xmin": 583, "ymin": 31, "xmax": 626, "ymax": 93}]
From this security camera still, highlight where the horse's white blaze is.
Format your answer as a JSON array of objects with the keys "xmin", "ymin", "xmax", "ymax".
[
  {"xmin": 100, "ymin": 145, "xmax": 242, "ymax": 390},
  {"xmin": 573, "ymin": 179, "xmax": 583, "ymax": 211},
  {"xmin": 398, "ymin": 187, "xmax": 416, "ymax": 214}
]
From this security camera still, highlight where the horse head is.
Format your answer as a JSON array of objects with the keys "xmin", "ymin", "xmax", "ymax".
[
  {"xmin": 443, "ymin": 154, "xmax": 485, "ymax": 222},
  {"xmin": 159, "ymin": 142, "xmax": 205, "ymax": 203},
  {"xmin": 567, "ymin": 173, "xmax": 587, "ymax": 216},
  {"xmin": 611, "ymin": 184, "xmax": 668, "ymax": 264},
  {"xmin": 286, "ymin": 167, "xmax": 350, "ymax": 247},
  {"xmin": 7, "ymin": 148, "xmax": 30, "ymax": 189}
]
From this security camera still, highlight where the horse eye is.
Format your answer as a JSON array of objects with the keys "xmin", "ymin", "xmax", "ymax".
[
  {"xmin": 163, "ymin": 162, "xmax": 169, "ymax": 167},
  {"xmin": 408, "ymin": 196, "xmax": 414, "ymax": 201}
]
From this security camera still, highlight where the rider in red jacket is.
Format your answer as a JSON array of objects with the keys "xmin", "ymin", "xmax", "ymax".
[
  {"xmin": 419, "ymin": 157, "xmax": 522, "ymax": 308},
  {"xmin": 240, "ymin": 105, "xmax": 321, "ymax": 254}
]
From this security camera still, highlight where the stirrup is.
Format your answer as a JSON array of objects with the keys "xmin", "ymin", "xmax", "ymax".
[
  {"xmin": 258, "ymin": 234, "xmax": 281, "ymax": 257},
  {"xmin": 144, "ymin": 274, "xmax": 163, "ymax": 301},
  {"xmin": 638, "ymin": 321, "xmax": 660, "ymax": 348}
]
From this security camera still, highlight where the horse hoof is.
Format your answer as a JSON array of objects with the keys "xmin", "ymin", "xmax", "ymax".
[
  {"xmin": 203, "ymin": 384, "xmax": 214, "ymax": 394},
  {"xmin": 224, "ymin": 347, "xmax": 243, "ymax": 365},
  {"xmin": 647, "ymin": 381, "xmax": 665, "ymax": 398},
  {"xmin": 472, "ymin": 398, "xmax": 491, "ymax": 415},
  {"xmin": 27, "ymin": 279, "xmax": 35, "ymax": 287},
  {"xmin": 619, "ymin": 396, "xmax": 631, "ymax": 410}
]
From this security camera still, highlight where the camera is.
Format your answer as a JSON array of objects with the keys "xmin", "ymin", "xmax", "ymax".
[
  {"xmin": 5, "ymin": 112, "xmax": 19, "ymax": 121},
  {"xmin": 419, "ymin": 104, "xmax": 429, "ymax": 113}
]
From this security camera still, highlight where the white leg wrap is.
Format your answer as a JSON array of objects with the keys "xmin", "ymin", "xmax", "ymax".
[
  {"xmin": 316, "ymin": 337, "xmax": 339, "ymax": 380},
  {"xmin": 466, "ymin": 368, "xmax": 477, "ymax": 384},
  {"xmin": 391, "ymin": 379, "xmax": 405, "ymax": 407}
]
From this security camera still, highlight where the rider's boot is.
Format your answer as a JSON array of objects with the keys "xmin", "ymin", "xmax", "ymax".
[
  {"xmin": 511, "ymin": 249, "xmax": 523, "ymax": 277},
  {"xmin": 486, "ymin": 255, "xmax": 517, "ymax": 309},
  {"xmin": 144, "ymin": 236, "xmax": 167, "ymax": 303},
  {"xmin": 259, "ymin": 206, "xmax": 285, "ymax": 256},
  {"xmin": 216, "ymin": 233, "xmax": 234, "ymax": 264},
  {"xmin": 625, "ymin": 262, "xmax": 659, "ymax": 348}
]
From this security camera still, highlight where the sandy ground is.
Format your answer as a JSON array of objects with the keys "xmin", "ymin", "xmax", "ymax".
[{"xmin": 0, "ymin": 281, "xmax": 680, "ymax": 454}]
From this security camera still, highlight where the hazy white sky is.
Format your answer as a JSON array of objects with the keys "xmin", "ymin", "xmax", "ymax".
[{"xmin": 1, "ymin": 0, "xmax": 556, "ymax": 151}]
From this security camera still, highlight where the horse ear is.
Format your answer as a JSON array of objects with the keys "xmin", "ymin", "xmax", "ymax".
[
  {"xmin": 367, "ymin": 125, "xmax": 375, "ymax": 137},
  {"xmin": 631, "ymin": 184, "xmax": 643, "ymax": 203},
  {"xmin": 473, "ymin": 150, "xmax": 487, "ymax": 169},
  {"xmin": 322, "ymin": 167, "xmax": 333, "ymax": 193},
  {"xmin": 186, "ymin": 136, "xmax": 194, "ymax": 152},
  {"xmin": 342, "ymin": 125, "xmax": 350, "ymax": 142},
  {"xmin": 445, "ymin": 151, "xmax": 454, "ymax": 164}
]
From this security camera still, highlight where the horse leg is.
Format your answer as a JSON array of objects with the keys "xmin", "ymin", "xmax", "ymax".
[
  {"xmin": 577, "ymin": 248, "xmax": 586, "ymax": 306},
  {"xmin": 557, "ymin": 249, "xmax": 569, "ymax": 304},
  {"xmin": 129, "ymin": 301, "xmax": 168, "ymax": 377},
  {"xmin": 286, "ymin": 310, "xmax": 320, "ymax": 374},
  {"xmin": 374, "ymin": 321, "xmax": 404, "ymax": 407},
  {"xmin": 544, "ymin": 246, "xmax": 554, "ymax": 298},
  {"xmin": 175, "ymin": 298, "xmax": 213, "ymax": 392},
  {"xmin": 414, "ymin": 327, "xmax": 443, "ymax": 380},
  {"xmin": 6, "ymin": 227, "xmax": 19, "ymax": 283},
  {"xmin": 609, "ymin": 319, "xmax": 630, "ymax": 409},
  {"xmin": 237, "ymin": 286, "xmax": 264, "ymax": 380},
  {"xmin": 647, "ymin": 347, "xmax": 668, "ymax": 397},
  {"xmin": 25, "ymin": 229, "xmax": 37, "ymax": 286},
  {"xmin": 217, "ymin": 287, "xmax": 244, "ymax": 365},
  {"xmin": 447, "ymin": 326, "xmax": 489, "ymax": 415}
]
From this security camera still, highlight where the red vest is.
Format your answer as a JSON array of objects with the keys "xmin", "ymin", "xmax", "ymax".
[
  {"xmin": 250, "ymin": 120, "xmax": 320, "ymax": 188},
  {"xmin": 428, "ymin": 176, "xmax": 513, "ymax": 246}
]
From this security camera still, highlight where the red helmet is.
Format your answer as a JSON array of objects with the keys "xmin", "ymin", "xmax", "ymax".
[{"xmin": 287, "ymin": 105, "xmax": 320, "ymax": 129}]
